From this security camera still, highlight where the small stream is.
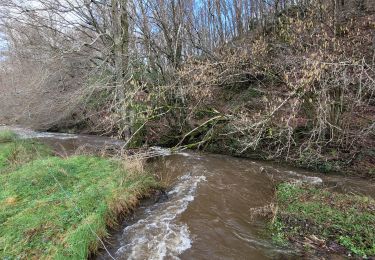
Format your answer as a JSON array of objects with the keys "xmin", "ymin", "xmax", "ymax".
[{"xmin": 2, "ymin": 126, "xmax": 374, "ymax": 259}]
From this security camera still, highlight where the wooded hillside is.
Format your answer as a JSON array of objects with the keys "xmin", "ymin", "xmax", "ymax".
[{"xmin": 0, "ymin": 0, "xmax": 374, "ymax": 175}]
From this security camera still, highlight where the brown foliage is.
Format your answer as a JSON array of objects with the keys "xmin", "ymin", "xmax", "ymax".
[{"xmin": 163, "ymin": 5, "xmax": 375, "ymax": 174}]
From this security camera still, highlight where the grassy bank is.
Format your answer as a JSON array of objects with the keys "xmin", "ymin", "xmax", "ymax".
[
  {"xmin": 271, "ymin": 183, "xmax": 375, "ymax": 257},
  {"xmin": 0, "ymin": 130, "xmax": 17, "ymax": 143},
  {"xmin": 0, "ymin": 139, "xmax": 51, "ymax": 171},
  {"xmin": 0, "ymin": 131, "xmax": 158, "ymax": 259}
]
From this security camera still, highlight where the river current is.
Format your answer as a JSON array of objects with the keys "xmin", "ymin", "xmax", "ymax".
[{"xmin": 2, "ymin": 126, "xmax": 374, "ymax": 259}]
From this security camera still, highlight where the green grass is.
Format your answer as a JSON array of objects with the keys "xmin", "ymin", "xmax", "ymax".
[
  {"xmin": 0, "ymin": 139, "xmax": 51, "ymax": 171},
  {"xmin": 0, "ymin": 132, "xmax": 158, "ymax": 259},
  {"xmin": 0, "ymin": 130, "xmax": 17, "ymax": 143},
  {"xmin": 272, "ymin": 183, "xmax": 375, "ymax": 257}
]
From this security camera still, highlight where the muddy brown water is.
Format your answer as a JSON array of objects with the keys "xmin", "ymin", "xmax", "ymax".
[{"xmin": 2, "ymin": 126, "xmax": 374, "ymax": 260}]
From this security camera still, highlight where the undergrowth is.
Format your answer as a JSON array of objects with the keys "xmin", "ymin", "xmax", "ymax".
[{"xmin": 272, "ymin": 183, "xmax": 375, "ymax": 257}]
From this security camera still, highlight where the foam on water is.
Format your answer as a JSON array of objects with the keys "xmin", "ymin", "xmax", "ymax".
[
  {"xmin": 285, "ymin": 170, "xmax": 323, "ymax": 184},
  {"xmin": 260, "ymin": 166, "xmax": 323, "ymax": 185},
  {"xmin": 149, "ymin": 146, "xmax": 172, "ymax": 156},
  {"xmin": 0, "ymin": 126, "xmax": 78, "ymax": 140},
  {"xmin": 115, "ymin": 174, "xmax": 206, "ymax": 260}
]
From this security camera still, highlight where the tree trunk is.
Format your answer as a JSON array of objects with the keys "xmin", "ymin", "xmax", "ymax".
[{"xmin": 112, "ymin": 0, "xmax": 129, "ymax": 95}]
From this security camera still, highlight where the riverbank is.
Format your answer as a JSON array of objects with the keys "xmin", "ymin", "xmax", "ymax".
[
  {"xmin": 0, "ymin": 131, "xmax": 158, "ymax": 259},
  {"xmin": 271, "ymin": 182, "xmax": 375, "ymax": 258},
  {"xmin": 1, "ymin": 127, "xmax": 375, "ymax": 259}
]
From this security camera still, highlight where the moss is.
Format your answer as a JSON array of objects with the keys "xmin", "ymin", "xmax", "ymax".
[
  {"xmin": 0, "ymin": 139, "xmax": 158, "ymax": 259},
  {"xmin": 272, "ymin": 183, "xmax": 375, "ymax": 257}
]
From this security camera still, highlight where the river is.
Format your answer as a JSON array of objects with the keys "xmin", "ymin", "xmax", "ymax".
[{"xmin": 2, "ymin": 126, "xmax": 374, "ymax": 259}]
